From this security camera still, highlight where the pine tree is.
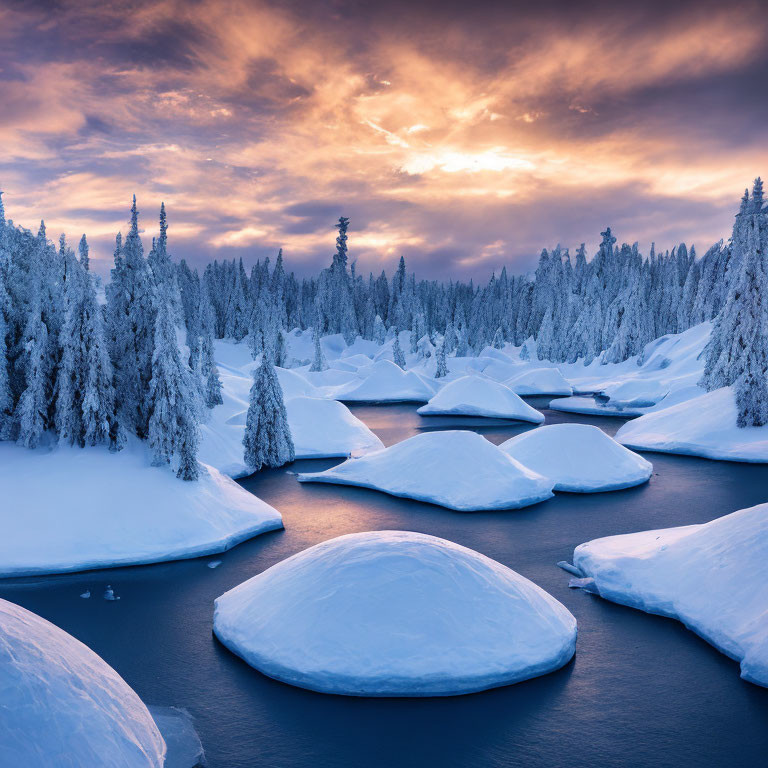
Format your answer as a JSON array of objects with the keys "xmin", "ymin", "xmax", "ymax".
[
  {"xmin": 243, "ymin": 349, "xmax": 294, "ymax": 472},
  {"xmin": 14, "ymin": 303, "xmax": 49, "ymax": 448},
  {"xmin": 392, "ymin": 334, "xmax": 406, "ymax": 368},
  {"xmin": 147, "ymin": 298, "xmax": 200, "ymax": 476},
  {"xmin": 372, "ymin": 314, "xmax": 385, "ymax": 344},
  {"xmin": 435, "ymin": 340, "xmax": 448, "ymax": 378},
  {"xmin": 0, "ymin": 271, "xmax": 14, "ymax": 438},
  {"xmin": 520, "ymin": 340, "xmax": 531, "ymax": 361},
  {"xmin": 309, "ymin": 327, "xmax": 328, "ymax": 372},
  {"xmin": 491, "ymin": 327, "xmax": 504, "ymax": 349}
]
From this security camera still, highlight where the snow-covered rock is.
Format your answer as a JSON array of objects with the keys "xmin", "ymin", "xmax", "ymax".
[
  {"xmin": 0, "ymin": 441, "xmax": 282, "ymax": 577},
  {"xmin": 334, "ymin": 359, "xmax": 437, "ymax": 403},
  {"xmin": 214, "ymin": 531, "xmax": 577, "ymax": 696},
  {"xmin": 0, "ymin": 598, "xmax": 166, "ymax": 767},
  {"xmin": 615, "ymin": 387, "xmax": 768, "ymax": 462},
  {"xmin": 298, "ymin": 430, "xmax": 554, "ymax": 511},
  {"xmin": 506, "ymin": 367, "xmax": 573, "ymax": 396},
  {"xmin": 500, "ymin": 424, "xmax": 653, "ymax": 492},
  {"xmin": 417, "ymin": 375, "xmax": 545, "ymax": 422},
  {"xmin": 572, "ymin": 503, "xmax": 768, "ymax": 687},
  {"xmin": 286, "ymin": 397, "xmax": 384, "ymax": 458}
]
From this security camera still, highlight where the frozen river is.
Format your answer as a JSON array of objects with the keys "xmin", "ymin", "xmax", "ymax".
[{"xmin": 2, "ymin": 400, "xmax": 767, "ymax": 767}]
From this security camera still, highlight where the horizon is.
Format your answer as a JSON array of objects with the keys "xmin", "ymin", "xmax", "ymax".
[{"xmin": 2, "ymin": 0, "xmax": 767, "ymax": 279}]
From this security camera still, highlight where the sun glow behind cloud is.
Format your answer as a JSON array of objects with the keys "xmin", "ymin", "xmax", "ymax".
[{"xmin": 0, "ymin": 0, "xmax": 766, "ymax": 277}]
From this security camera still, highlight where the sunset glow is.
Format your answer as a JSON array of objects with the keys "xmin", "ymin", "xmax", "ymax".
[{"xmin": 1, "ymin": 0, "xmax": 767, "ymax": 276}]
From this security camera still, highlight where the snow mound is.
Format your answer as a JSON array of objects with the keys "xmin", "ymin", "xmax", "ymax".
[
  {"xmin": 506, "ymin": 367, "xmax": 573, "ymax": 396},
  {"xmin": 335, "ymin": 359, "xmax": 437, "ymax": 402},
  {"xmin": 213, "ymin": 531, "xmax": 577, "ymax": 696},
  {"xmin": 572, "ymin": 503, "xmax": 768, "ymax": 687},
  {"xmin": 0, "ymin": 441, "xmax": 283, "ymax": 577},
  {"xmin": 417, "ymin": 376, "xmax": 545, "ymax": 422},
  {"xmin": 615, "ymin": 387, "xmax": 768, "ymax": 462},
  {"xmin": 500, "ymin": 424, "xmax": 653, "ymax": 492},
  {"xmin": 298, "ymin": 430, "xmax": 554, "ymax": 511},
  {"xmin": 0, "ymin": 598, "xmax": 165, "ymax": 767},
  {"xmin": 286, "ymin": 396, "xmax": 384, "ymax": 458},
  {"xmin": 276, "ymin": 367, "xmax": 319, "ymax": 399}
]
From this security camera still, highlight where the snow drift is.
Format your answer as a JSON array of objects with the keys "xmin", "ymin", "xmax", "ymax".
[
  {"xmin": 615, "ymin": 387, "xmax": 768, "ymax": 462},
  {"xmin": 297, "ymin": 430, "xmax": 554, "ymax": 511},
  {"xmin": 500, "ymin": 424, "xmax": 653, "ymax": 492},
  {"xmin": 0, "ymin": 598, "xmax": 165, "ymax": 767},
  {"xmin": 506, "ymin": 367, "xmax": 573, "ymax": 396},
  {"xmin": 0, "ymin": 441, "xmax": 283, "ymax": 577},
  {"xmin": 285, "ymin": 396, "xmax": 384, "ymax": 458},
  {"xmin": 214, "ymin": 531, "xmax": 577, "ymax": 696},
  {"xmin": 334, "ymin": 359, "xmax": 437, "ymax": 403},
  {"xmin": 417, "ymin": 376, "xmax": 545, "ymax": 422},
  {"xmin": 572, "ymin": 503, "xmax": 768, "ymax": 687}
]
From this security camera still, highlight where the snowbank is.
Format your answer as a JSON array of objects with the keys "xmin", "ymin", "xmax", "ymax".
[
  {"xmin": 0, "ymin": 598, "xmax": 165, "ymax": 767},
  {"xmin": 214, "ymin": 531, "xmax": 577, "ymax": 696},
  {"xmin": 615, "ymin": 387, "xmax": 768, "ymax": 462},
  {"xmin": 506, "ymin": 367, "xmax": 573, "ymax": 396},
  {"xmin": 334, "ymin": 359, "xmax": 438, "ymax": 403},
  {"xmin": 298, "ymin": 430, "xmax": 554, "ymax": 511},
  {"xmin": 500, "ymin": 424, "xmax": 652, "ymax": 492},
  {"xmin": 286, "ymin": 396, "xmax": 384, "ymax": 458},
  {"xmin": 417, "ymin": 375, "xmax": 545, "ymax": 422},
  {"xmin": 0, "ymin": 441, "xmax": 282, "ymax": 577},
  {"xmin": 200, "ymin": 387, "xmax": 383, "ymax": 475},
  {"xmin": 572, "ymin": 503, "xmax": 768, "ymax": 687},
  {"xmin": 555, "ymin": 323, "xmax": 711, "ymax": 414}
]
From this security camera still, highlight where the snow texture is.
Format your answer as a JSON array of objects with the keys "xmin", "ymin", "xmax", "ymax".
[
  {"xmin": 213, "ymin": 530, "xmax": 577, "ymax": 696},
  {"xmin": 0, "ymin": 440, "xmax": 282, "ymax": 577},
  {"xmin": 500, "ymin": 423, "xmax": 653, "ymax": 492},
  {"xmin": 572, "ymin": 503, "xmax": 768, "ymax": 687},
  {"xmin": 615, "ymin": 387, "xmax": 768, "ymax": 462},
  {"xmin": 417, "ymin": 375, "xmax": 545, "ymax": 422},
  {"xmin": 0, "ymin": 598, "xmax": 166, "ymax": 767},
  {"xmin": 298, "ymin": 430, "xmax": 554, "ymax": 511}
]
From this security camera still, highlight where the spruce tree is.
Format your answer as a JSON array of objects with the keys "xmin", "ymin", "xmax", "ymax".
[
  {"xmin": 14, "ymin": 302, "xmax": 49, "ymax": 448},
  {"xmin": 243, "ymin": 348, "xmax": 294, "ymax": 472},
  {"xmin": 435, "ymin": 340, "xmax": 448, "ymax": 378},
  {"xmin": 309, "ymin": 328, "xmax": 328, "ymax": 372},
  {"xmin": 392, "ymin": 334, "xmax": 406, "ymax": 368},
  {"xmin": 147, "ymin": 298, "xmax": 200, "ymax": 477}
]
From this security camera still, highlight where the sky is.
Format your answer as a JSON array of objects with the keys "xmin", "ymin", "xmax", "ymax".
[{"xmin": 1, "ymin": 0, "xmax": 767, "ymax": 279}]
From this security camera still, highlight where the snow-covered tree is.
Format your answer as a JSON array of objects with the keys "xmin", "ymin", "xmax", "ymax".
[
  {"xmin": 392, "ymin": 334, "xmax": 406, "ymax": 368},
  {"xmin": 14, "ymin": 302, "xmax": 49, "ymax": 448},
  {"xmin": 147, "ymin": 298, "xmax": 200, "ymax": 479},
  {"xmin": 243, "ymin": 349, "xmax": 294, "ymax": 472},
  {"xmin": 435, "ymin": 340, "xmax": 448, "ymax": 378},
  {"xmin": 309, "ymin": 327, "xmax": 328, "ymax": 372}
]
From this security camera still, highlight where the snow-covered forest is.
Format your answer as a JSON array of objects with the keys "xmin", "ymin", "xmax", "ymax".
[{"xmin": 0, "ymin": 178, "xmax": 766, "ymax": 481}]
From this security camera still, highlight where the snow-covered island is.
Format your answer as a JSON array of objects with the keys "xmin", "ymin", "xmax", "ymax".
[
  {"xmin": 214, "ymin": 531, "xmax": 577, "ymax": 696},
  {"xmin": 297, "ymin": 430, "xmax": 555, "ymax": 511},
  {"xmin": 568, "ymin": 503, "xmax": 768, "ymax": 688}
]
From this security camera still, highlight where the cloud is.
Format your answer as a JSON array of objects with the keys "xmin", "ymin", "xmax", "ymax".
[{"xmin": 0, "ymin": 0, "xmax": 766, "ymax": 278}]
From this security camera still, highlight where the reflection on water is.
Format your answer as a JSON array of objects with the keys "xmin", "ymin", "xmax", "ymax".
[{"xmin": 1, "ymin": 401, "xmax": 767, "ymax": 768}]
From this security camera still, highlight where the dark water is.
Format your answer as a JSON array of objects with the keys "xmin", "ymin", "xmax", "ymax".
[{"xmin": 2, "ymin": 401, "xmax": 768, "ymax": 768}]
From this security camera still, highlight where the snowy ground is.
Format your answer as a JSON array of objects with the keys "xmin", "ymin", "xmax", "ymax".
[
  {"xmin": 0, "ymin": 440, "xmax": 282, "ymax": 577},
  {"xmin": 569, "ymin": 503, "xmax": 768, "ymax": 687},
  {"xmin": 214, "ymin": 531, "xmax": 577, "ymax": 696},
  {"xmin": 298, "ymin": 430, "xmax": 554, "ymax": 511}
]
